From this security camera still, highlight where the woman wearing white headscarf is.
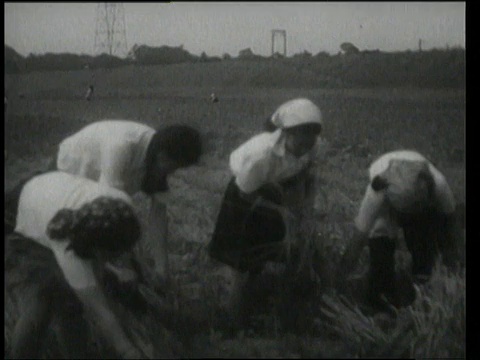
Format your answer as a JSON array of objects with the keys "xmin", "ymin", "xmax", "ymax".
[
  {"xmin": 208, "ymin": 98, "xmax": 324, "ymax": 323},
  {"xmin": 339, "ymin": 150, "xmax": 463, "ymax": 311}
]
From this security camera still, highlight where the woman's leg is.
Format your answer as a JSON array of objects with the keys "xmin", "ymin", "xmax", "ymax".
[
  {"xmin": 54, "ymin": 289, "xmax": 91, "ymax": 359},
  {"xmin": 434, "ymin": 210, "xmax": 464, "ymax": 270},
  {"xmin": 227, "ymin": 268, "xmax": 264, "ymax": 329},
  {"xmin": 401, "ymin": 210, "xmax": 459, "ymax": 278},
  {"xmin": 227, "ymin": 269, "xmax": 250, "ymax": 321},
  {"xmin": 9, "ymin": 285, "xmax": 54, "ymax": 359},
  {"xmin": 366, "ymin": 214, "xmax": 399, "ymax": 309},
  {"xmin": 208, "ymin": 178, "xmax": 251, "ymax": 268},
  {"xmin": 367, "ymin": 236, "xmax": 396, "ymax": 308}
]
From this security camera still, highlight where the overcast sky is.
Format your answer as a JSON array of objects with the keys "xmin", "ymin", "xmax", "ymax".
[{"xmin": 4, "ymin": 2, "xmax": 465, "ymax": 57}]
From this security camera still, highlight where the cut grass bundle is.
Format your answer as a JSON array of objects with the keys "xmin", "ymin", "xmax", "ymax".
[{"xmin": 319, "ymin": 260, "xmax": 465, "ymax": 358}]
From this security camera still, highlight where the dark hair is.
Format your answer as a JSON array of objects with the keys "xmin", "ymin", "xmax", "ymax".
[
  {"xmin": 371, "ymin": 175, "xmax": 389, "ymax": 191},
  {"xmin": 263, "ymin": 117, "xmax": 278, "ymax": 132},
  {"xmin": 145, "ymin": 125, "xmax": 202, "ymax": 168},
  {"xmin": 284, "ymin": 123, "xmax": 322, "ymax": 135},
  {"xmin": 47, "ymin": 197, "xmax": 141, "ymax": 259},
  {"xmin": 417, "ymin": 166, "xmax": 436, "ymax": 202}
]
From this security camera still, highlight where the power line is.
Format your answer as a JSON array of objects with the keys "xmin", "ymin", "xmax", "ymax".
[
  {"xmin": 94, "ymin": 3, "xmax": 128, "ymax": 57},
  {"xmin": 271, "ymin": 29, "xmax": 287, "ymax": 57}
]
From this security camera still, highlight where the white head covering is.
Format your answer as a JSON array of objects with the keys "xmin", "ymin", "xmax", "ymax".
[
  {"xmin": 381, "ymin": 158, "xmax": 433, "ymax": 213},
  {"xmin": 271, "ymin": 98, "xmax": 323, "ymax": 129}
]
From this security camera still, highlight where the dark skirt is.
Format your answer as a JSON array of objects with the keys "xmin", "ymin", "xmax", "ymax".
[
  {"xmin": 396, "ymin": 209, "xmax": 462, "ymax": 275},
  {"xmin": 4, "ymin": 232, "xmax": 94, "ymax": 359},
  {"xmin": 208, "ymin": 177, "xmax": 288, "ymax": 273}
]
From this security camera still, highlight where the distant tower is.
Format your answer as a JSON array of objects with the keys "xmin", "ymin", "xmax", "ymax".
[
  {"xmin": 94, "ymin": 3, "xmax": 128, "ymax": 57},
  {"xmin": 271, "ymin": 29, "xmax": 287, "ymax": 57}
]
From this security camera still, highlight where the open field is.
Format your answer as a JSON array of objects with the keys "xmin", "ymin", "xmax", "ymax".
[{"xmin": 4, "ymin": 64, "xmax": 466, "ymax": 358}]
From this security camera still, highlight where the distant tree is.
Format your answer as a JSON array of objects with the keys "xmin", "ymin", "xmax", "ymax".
[
  {"xmin": 131, "ymin": 44, "xmax": 197, "ymax": 65},
  {"xmin": 222, "ymin": 53, "xmax": 231, "ymax": 60},
  {"xmin": 314, "ymin": 51, "xmax": 331, "ymax": 58},
  {"xmin": 272, "ymin": 52, "xmax": 284, "ymax": 59},
  {"xmin": 293, "ymin": 50, "xmax": 312, "ymax": 59},
  {"xmin": 200, "ymin": 51, "xmax": 209, "ymax": 62},
  {"xmin": 127, "ymin": 44, "xmax": 140, "ymax": 61},
  {"xmin": 238, "ymin": 48, "xmax": 255, "ymax": 59},
  {"xmin": 340, "ymin": 42, "xmax": 360, "ymax": 55},
  {"xmin": 24, "ymin": 52, "xmax": 92, "ymax": 72},
  {"xmin": 4, "ymin": 45, "xmax": 25, "ymax": 73},
  {"xmin": 91, "ymin": 53, "xmax": 125, "ymax": 69},
  {"xmin": 362, "ymin": 49, "xmax": 381, "ymax": 55}
]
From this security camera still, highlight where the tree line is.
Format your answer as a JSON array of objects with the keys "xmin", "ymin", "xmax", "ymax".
[{"xmin": 4, "ymin": 43, "xmax": 465, "ymax": 89}]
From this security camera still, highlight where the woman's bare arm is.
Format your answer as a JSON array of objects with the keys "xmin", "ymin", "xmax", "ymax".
[
  {"xmin": 74, "ymin": 285, "xmax": 145, "ymax": 359},
  {"xmin": 147, "ymin": 196, "xmax": 170, "ymax": 286}
]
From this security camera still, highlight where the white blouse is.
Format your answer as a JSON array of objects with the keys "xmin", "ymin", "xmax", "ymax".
[
  {"xmin": 57, "ymin": 120, "xmax": 155, "ymax": 195},
  {"xmin": 15, "ymin": 171, "xmax": 133, "ymax": 289}
]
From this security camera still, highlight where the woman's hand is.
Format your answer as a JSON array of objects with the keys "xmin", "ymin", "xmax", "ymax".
[
  {"xmin": 121, "ymin": 346, "xmax": 144, "ymax": 359},
  {"xmin": 74, "ymin": 285, "xmax": 145, "ymax": 359},
  {"xmin": 147, "ymin": 196, "xmax": 170, "ymax": 284},
  {"xmin": 105, "ymin": 262, "xmax": 139, "ymax": 285},
  {"xmin": 336, "ymin": 229, "xmax": 369, "ymax": 289}
]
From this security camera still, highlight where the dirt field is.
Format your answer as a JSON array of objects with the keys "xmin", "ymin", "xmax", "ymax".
[{"xmin": 4, "ymin": 66, "xmax": 466, "ymax": 358}]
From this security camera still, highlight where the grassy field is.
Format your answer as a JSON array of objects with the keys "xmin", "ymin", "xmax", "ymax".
[{"xmin": 4, "ymin": 63, "xmax": 466, "ymax": 358}]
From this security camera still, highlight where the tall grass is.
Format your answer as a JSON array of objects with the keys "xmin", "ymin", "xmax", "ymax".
[{"xmin": 320, "ymin": 260, "xmax": 465, "ymax": 358}]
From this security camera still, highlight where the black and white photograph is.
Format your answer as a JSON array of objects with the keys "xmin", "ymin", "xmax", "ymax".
[{"xmin": 4, "ymin": 2, "xmax": 465, "ymax": 358}]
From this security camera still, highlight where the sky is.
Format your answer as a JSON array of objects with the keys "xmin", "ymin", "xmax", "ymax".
[{"xmin": 4, "ymin": 2, "xmax": 465, "ymax": 58}]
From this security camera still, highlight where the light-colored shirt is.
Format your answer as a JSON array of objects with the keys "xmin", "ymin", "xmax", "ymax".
[
  {"xmin": 230, "ymin": 129, "xmax": 315, "ymax": 194},
  {"xmin": 15, "ymin": 171, "xmax": 133, "ymax": 290},
  {"xmin": 355, "ymin": 150, "xmax": 456, "ymax": 234},
  {"xmin": 57, "ymin": 120, "xmax": 156, "ymax": 195}
]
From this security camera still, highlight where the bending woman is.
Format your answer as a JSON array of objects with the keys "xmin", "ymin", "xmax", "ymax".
[
  {"xmin": 6, "ymin": 171, "xmax": 146, "ymax": 359},
  {"xmin": 208, "ymin": 98, "xmax": 324, "ymax": 322},
  {"xmin": 56, "ymin": 120, "xmax": 202, "ymax": 284},
  {"xmin": 339, "ymin": 150, "xmax": 463, "ymax": 311}
]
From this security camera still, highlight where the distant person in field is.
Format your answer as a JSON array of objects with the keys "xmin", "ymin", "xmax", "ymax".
[
  {"xmin": 55, "ymin": 120, "xmax": 202, "ymax": 284},
  {"xmin": 6, "ymin": 172, "xmax": 146, "ymax": 358},
  {"xmin": 85, "ymin": 85, "xmax": 94, "ymax": 101},
  {"xmin": 339, "ymin": 150, "xmax": 463, "ymax": 311},
  {"xmin": 208, "ymin": 98, "xmax": 324, "ymax": 323},
  {"xmin": 210, "ymin": 92, "xmax": 219, "ymax": 103}
]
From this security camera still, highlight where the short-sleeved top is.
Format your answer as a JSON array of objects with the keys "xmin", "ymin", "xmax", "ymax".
[
  {"xmin": 355, "ymin": 150, "xmax": 456, "ymax": 234},
  {"xmin": 229, "ymin": 129, "xmax": 316, "ymax": 194},
  {"xmin": 15, "ymin": 171, "xmax": 133, "ymax": 290},
  {"xmin": 57, "ymin": 120, "xmax": 156, "ymax": 195}
]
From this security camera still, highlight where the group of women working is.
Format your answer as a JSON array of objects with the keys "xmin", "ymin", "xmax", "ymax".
[{"xmin": 4, "ymin": 98, "xmax": 463, "ymax": 358}]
